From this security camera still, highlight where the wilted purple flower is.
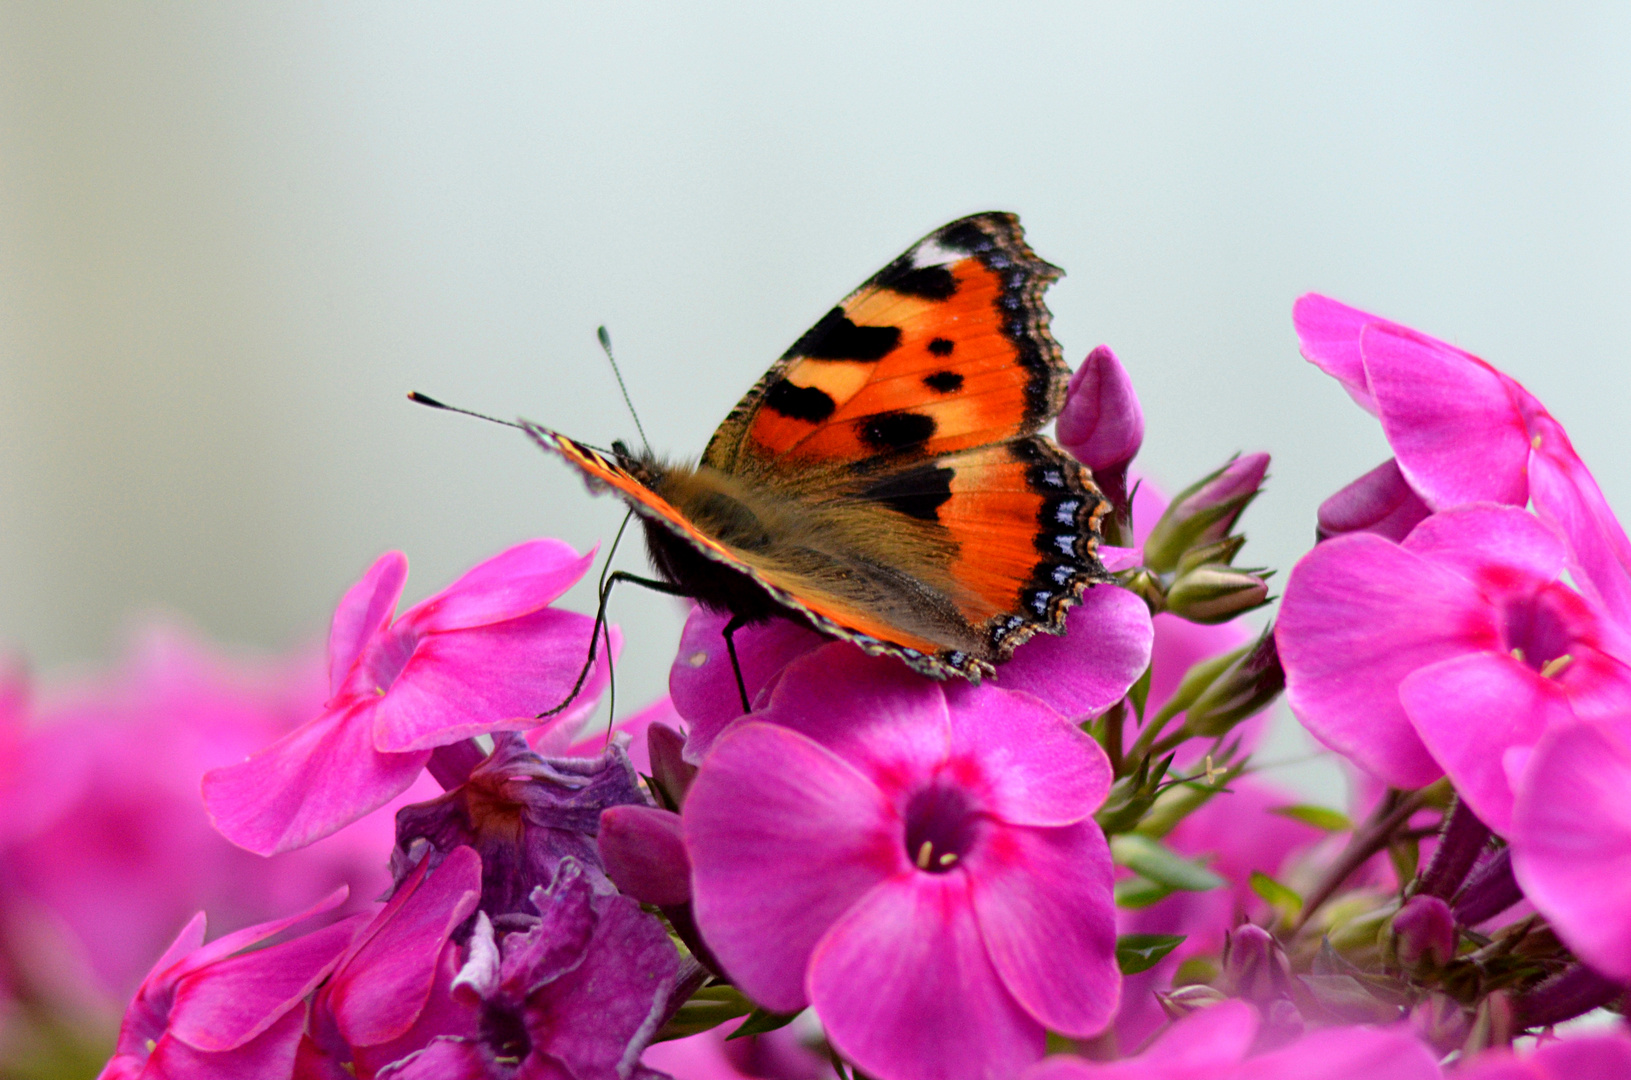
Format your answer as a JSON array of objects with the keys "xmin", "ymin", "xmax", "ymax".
[
  {"xmin": 304, "ymin": 846, "xmax": 483, "ymax": 1078},
  {"xmin": 1278, "ymin": 504, "xmax": 1631, "ymax": 813},
  {"xmin": 204, "ymin": 540, "xmax": 612, "ymax": 856},
  {"xmin": 683, "ymin": 645, "xmax": 1120, "ymax": 1080},
  {"xmin": 391, "ymin": 733, "xmax": 647, "ymax": 920},
  {"xmin": 98, "ymin": 890, "xmax": 360, "ymax": 1080},
  {"xmin": 379, "ymin": 858, "xmax": 678, "ymax": 1080}
]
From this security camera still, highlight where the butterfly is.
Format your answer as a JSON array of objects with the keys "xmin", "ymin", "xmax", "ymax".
[{"xmin": 525, "ymin": 212, "xmax": 1111, "ymax": 683}]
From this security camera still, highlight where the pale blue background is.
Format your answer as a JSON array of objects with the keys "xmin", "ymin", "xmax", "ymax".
[{"xmin": 3, "ymin": 4, "xmax": 1628, "ymax": 798}]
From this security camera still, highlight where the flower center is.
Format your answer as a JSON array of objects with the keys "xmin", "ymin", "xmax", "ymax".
[
  {"xmin": 903, "ymin": 784, "xmax": 982, "ymax": 874},
  {"xmin": 480, "ymin": 1002, "xmax": 532, "ymax": 1063},
  {"xmin": 1500, "ymin": 586, "xmax": 1582, "ymax": 676},
  {"xmin": 360, "ymin": 625, "xmax": 420, "ymax": 695}
]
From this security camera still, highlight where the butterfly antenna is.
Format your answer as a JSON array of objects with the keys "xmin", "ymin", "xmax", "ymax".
[
  {"xmin": 407, "ymin": 392, "xmax": 525, "ymax": 431},
  {"xmin": 597, "ymin": 326, "xmax": 651, "ymax": 455}
]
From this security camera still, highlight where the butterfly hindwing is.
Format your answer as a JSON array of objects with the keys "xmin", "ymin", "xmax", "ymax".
[{"xmin": 703, "ymin": 213, "xmax": 1068, "ymax": 474}]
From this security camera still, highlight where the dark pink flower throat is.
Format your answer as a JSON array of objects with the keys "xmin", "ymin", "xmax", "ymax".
[{"xmin": 904, "ymin": 784, "xmax": 982, "ymax": 874}]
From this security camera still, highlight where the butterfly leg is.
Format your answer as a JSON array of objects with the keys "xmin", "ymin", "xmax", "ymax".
[
  {"xmin": 535, "ymin": 570, "xmax": 694, "ymax": 719},
  {"xmin": 720, "ymin": 614, "xmax": 752, "ymax": 715}
]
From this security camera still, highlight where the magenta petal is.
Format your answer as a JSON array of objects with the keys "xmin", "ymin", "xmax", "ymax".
[
  {"xmin": 944, "ymin": 689, "xmax": 1111, "ymax": 825},
  {"xmin": 1278, "ymin": 533, "xmax": 1496, "ymax": 788},
  {"xmin": 809, "ymin": 873, "xmax": 1044, "ymax": 1080},
  {"xmin": 145, "ymin": 1006, "xmax": 307, "ymax": 1080},
  {"xmin": 968, "ymin": 820, "xmax": 1118, "ymax": 1037},
  {"xmin": 1318, "ymin": 458, "xmax": 1432, "ymax": 543},
  {"xmin": 329, "ymin": 551, "xmax": 408, "ymax": 698},
  {"xmin": 669, "ymin": 608, "xmax": 826, "ymax": 761},
  {"xmin": 1023, "ymin": 999, "xmax": 1259, "ymax": 1080},
  {"xmin": 1400, "ymin": 504, "xmax": 1566, "ymax": 588},
  {"xmin": 1401, "ymin": 653, "xmax": 1574, "ymax": 836},
  {"xmin": 758, "ymin": 646, "xmax": 953, "ymax": 790},
  {"xmin": 684, "ymin": 721, "xmax": 901, "ymax": 1012},
  {"xmin": 1528, "ymin": 413, "xmax": 1631, "ymax": 630},
  {"xmin": 993, "ymin": 586, "xmax": 1154, "ymax": 721},
  {"xmin": 1243, "ymin": 1024, "xmax": 1444, "ymax": 1080},
  {"xmin": 1293, "ymin": 293, "xmax": 1379, "ymax": 414},
  {"xmin": 169, "ymin": 916, "xmax": 362, "ymax": 1052},
  {"xmin": 371, "ymin": 609, "xmax": 606, "ymax": 752},
  {"xmin": 1363, "ymin": 323, "xmax": 1529, "ymax": 510},
  {"xmin": 1511, "ymin": 723, "xmax": 1631, "ymax": 981},
  {"xmin": 203, "ymin": 700, "xmax": 431, "ymax": 855},
  {"xmin": 329, "ymin": 847, "xmax": 482, "ymax": 1048},
  {"xmin": 401, "ymin": 539, "xmax": 594, "ymax": 634}
]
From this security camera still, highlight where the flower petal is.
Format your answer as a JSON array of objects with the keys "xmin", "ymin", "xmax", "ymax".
[
  {"xmin": 203, "ymin": 700, "xmax": 430, "ymax": 855},
  {"xmin": 400, "ymin": 539, "xmax": 595, "ymax": 634},
  {"xmin": 1402, "ymin": 653, "xmax": 1574, "ymax": 836},
  {"xmin": 1023, "ymin": 999, "xmax": 1258, "ymax": 1080},
  {"xmin": 993, "ymin": 586, "xmax": 1154, "ymax": 721},
  {"xmin": 371, "ymin": 609, "xmax": 606, "ymax": 752},
  {"xmin": 1242, "ymin": 1024, "xmax": 1444, "ymax": 1080},
  {"xmin": 809, "ymin": 872, "xmax": 1044, "ymax": 1080},
  {"xmin": 1528, "ymin": 411, "xmax": 1631, "ymax": 631},
  {"xmin": 328, "ymin": 551, "xmax": 408, "ymax": 698},
  {"xmin": 1512, "ymin": 722, "xmax": 1631, "ymax": 981},
  {"xmin": 1317, "ymin": 458, "xmax": 1432, "ymax": 543},
  {"xmin": 684, "ymin": 721, "xmax": 902, "ymax": 1013},
  {"xmin": 1278, "ymin": 532, "xmax": 1497, "ymax": 788},
  {"xmin": 1362, "ymin": 323, "xmax": 1529, "ymax": 510},
  {"xmin": 145, "ymin": 1006, "xmax": 308, "ymax": 1080},
  {"xmin": 669, "ymin": 608, "xmax": 826, "ymax": 762},
  {"xmin": 1293, "ymin": 293, "xmax": 1379, "ymax": 414},
  {"xmin": 968, "ymin": 820, "xmax": 1118, "ymax": 1037},
  {"xmin": 1400, "ymin": 504, "xmax": 1566, "ymax": 588},
  {"xmin": 942, "ymin": 687, "xmax": 1112, "ymax": 826}
]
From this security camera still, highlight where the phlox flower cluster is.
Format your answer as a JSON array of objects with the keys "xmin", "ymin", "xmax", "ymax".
[{"xmin": 7, "ymin": 303, "xmax": 1631, "ymax": 1080}]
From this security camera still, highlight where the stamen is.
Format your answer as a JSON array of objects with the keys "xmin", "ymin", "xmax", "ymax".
[
  {"xmin": 687, "ymin": 651, "xmax": 708, "ymax": 668},
  {"xmin": 1539, "ymin": 654, "xmax": 1574, "ymax": 679},
  {"xmin": 915, "ymin": 840, "xmax": 934, "ymax": 870},
  {"xmin": 1510, "ymin": 647, "xmax": 1526, "ymax": 663},
  {"xmin": 937, "ymin": 852, "xmax": 958, "ymax": 867},
  {"xmin": 1532, "ymin": 434, "xmax": 1544, "ymax": 449}
]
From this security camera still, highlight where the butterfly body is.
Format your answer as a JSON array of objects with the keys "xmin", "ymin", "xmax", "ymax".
[{"xmin": 529, "ymin": 213, "xmax": 1112, "ymax": 681}]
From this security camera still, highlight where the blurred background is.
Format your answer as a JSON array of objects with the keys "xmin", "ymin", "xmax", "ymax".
[{"xmin": 3, "ymin": 2, "xmax": 1630, "ymax": 786}]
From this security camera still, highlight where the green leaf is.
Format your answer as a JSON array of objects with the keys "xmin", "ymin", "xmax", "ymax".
[
  {"xmin": 1116, "ymin": 933, "xmax": 1187, "ymax": 974},
  {"xmin": 1113, "ymin": 875, "xmax": 1174, "ymax": 909},
  {"xmin": 1111, "ymin": 834, "xmax": 1226, "ymax": 892},
  {"xmin": 726, "ymin": 1006, "xmax": 801, "ymax": 1040},
  {"xmin": 1249, "ymin": 871, "xmax": 1303, "ymax": 920},
  {"xmin": 1270, "ymin": 804, "xmax": 1353, "ymax": 832}
]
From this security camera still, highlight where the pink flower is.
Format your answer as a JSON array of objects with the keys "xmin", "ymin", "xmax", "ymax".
[
  {"xmin": 1456, "ymin": 1031, "xmax": 1631, "ymax": 1080},
  {"xmin": 1294, "ymin": 294, "xmax": 1631, "ymax": 629},
  {"xmin": 1025, "ymin": 1000, "xmax": 1443, "ymax": 1080},
  {"xmin": 1057, "ymin": 344, "xmax": 1144, "ymax": 521},
  {"xmin": 671, "ymin": 585, "xmax": 1152, "ymax": 763},
  {"xmin": 98, "ymin": 889, "xmax": 361, "ymax": 1080},
  {"xmin": 1278, "ymin": 504, "xmax": 1631, "ymax": 818},
  {"xmin": 303, "ymin": 847, "xmax": 483, "ymax": 1078},
  {"xmin": 1510, "ymin": 721, "xmax": 1631, "ymax": 980},
  {"xmin": 204, "ymin": 540, "xmax": 610, "ymax": 855},
  {"xmin": 0, "ymin": 624, "xmax": 410, "ymax": 1009},
  {"xmin": 682, "ymin": 645, "xmax": 1120, "ymax": 1080},
  {"xmin": 643, "ymin": 1019, "xmax": 832, "ymax": 1080}
]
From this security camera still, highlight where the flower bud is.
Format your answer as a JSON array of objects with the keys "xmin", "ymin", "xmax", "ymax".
[
  {"xmin": 598, "ymin": 804, "xmax": 692, "ymax": 907},
  {"xmin": 1316, "ymin": 458, "xmax": 1431, "ymax": 543},
  {"xmin": 1453, "ymin": 848, "xmax": 1523, "ymax": 926},
  {"xmin": 1058, "ymin": 346, "xmax": 1143, "ymax": 527},
  {"xmin": 1163, "ymin": 565, "xmax": 1271, "ymax": 625},
  {"xmin": 647, "ymin": 722, "xmax": 696, "ymax": 809},
  {"xmin": 1388, "ymin": 895, "xmax": 1456, "ymax": 971},
  {"xmin": 1221, "ymin": 924, "xmax": 1291, "ymax": 1005},
  {"xmin": 1155, "ymin": 983, "xmax": 1229, "ymax": 1019},
  {"xmin": 1183, "ymin": 627, "xmax": 1284, "ymax": 738},
  {"xmin": 1142, "ymin": 453, "xmax": 1270, "ymax": 573}
]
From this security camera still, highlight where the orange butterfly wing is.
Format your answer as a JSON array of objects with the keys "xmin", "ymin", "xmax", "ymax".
[
  {"xmin": 703, "ymin": 213, "xmax": 1068, "ymax": 471},
  {"xmin": 529, "ymin": 213, "xmax": 1111, "ymax": 681}
]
